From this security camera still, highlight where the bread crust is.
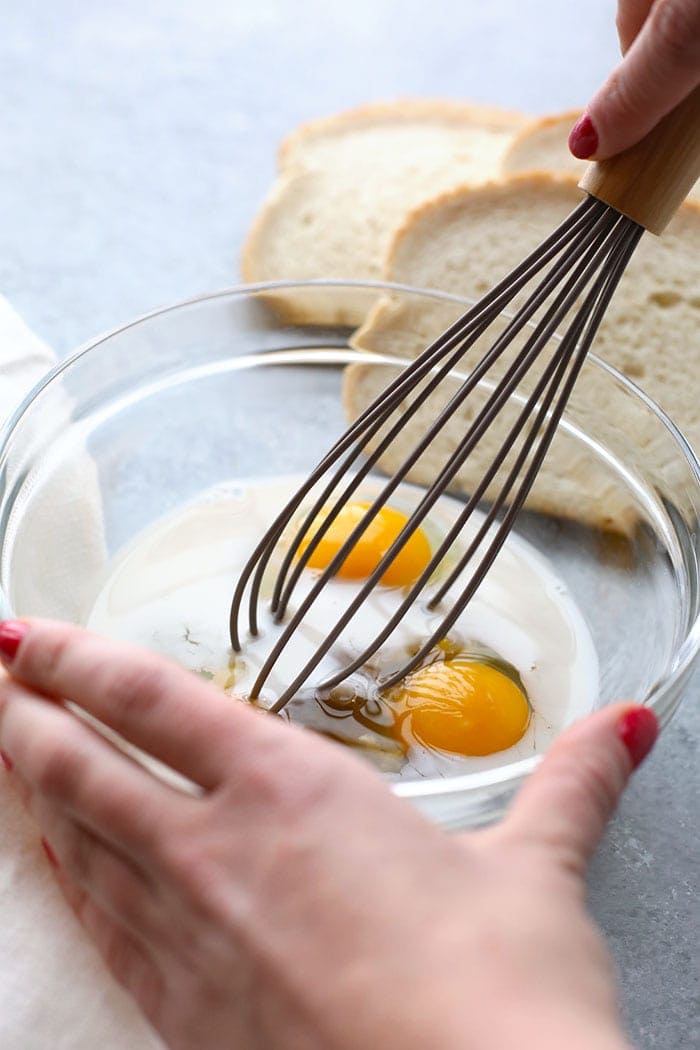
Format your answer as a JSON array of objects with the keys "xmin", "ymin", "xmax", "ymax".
[{"xmin": 278, "ymin": 98, "xmax": 529, "ymax": 169}]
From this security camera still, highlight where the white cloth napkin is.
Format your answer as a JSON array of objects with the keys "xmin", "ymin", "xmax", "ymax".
[{"xmin": 0, "ymin": 296, "xmax": 164, "ymax": 1049}]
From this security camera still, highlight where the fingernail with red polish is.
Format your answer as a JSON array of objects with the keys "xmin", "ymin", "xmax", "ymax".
[
  {"xmin": 1, "ymin": 750, "xmax": 13, "ymax": 772},
  {"xmin": 0, "ymin": 620, "xmax": 27, "ymax": 663},
  {"xmin": 568, "ymin": 112, "xmax": 599, "ymax": 159},
  {"xmin": 618, "ymin": 706, "xmax": 658, "ymax": 770},
  {"xmin": 41, "ymin": 838, "xmax": 60, "ymax": 869}
]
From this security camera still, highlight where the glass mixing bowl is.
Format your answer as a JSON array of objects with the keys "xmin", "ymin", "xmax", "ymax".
[{"xmin": 0, "ymin": 281, "xmax": 698, "ymax": 828}]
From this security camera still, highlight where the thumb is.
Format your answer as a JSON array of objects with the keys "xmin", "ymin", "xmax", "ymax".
[
  {"xmin": 504, "ymin": 703, "xmax": 658, "ymax": 875},
  {"xmin": 569, "ymin": 0, "xmax": 700, "ymax": 160}
]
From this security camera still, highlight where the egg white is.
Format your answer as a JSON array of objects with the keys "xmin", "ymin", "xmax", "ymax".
[{"xmin": 85, "ymin": 475, "xmax": 599, "ymax": 779}]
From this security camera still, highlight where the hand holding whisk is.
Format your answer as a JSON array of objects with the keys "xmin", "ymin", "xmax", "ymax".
[{"xmin": 230, "ymin": 87, "xmax": 700, "ymax": 712}]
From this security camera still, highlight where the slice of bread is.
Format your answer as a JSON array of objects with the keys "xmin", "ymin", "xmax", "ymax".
[
  {"xmin": 501, "ymin": 110, "xmax": 584, "ymax": 178},
  {"xmin": 241, "ymin": 100, "xmax": 528, "ymax": 324},
  {"xmin": 502, "ymin": 110, "xmax": 700, "ymax": 202},
  {"xmin": 345, "ymin": 173, "xmax": 700, "ymax": 530}
]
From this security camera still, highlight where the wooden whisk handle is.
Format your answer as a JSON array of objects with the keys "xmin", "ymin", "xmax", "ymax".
[{"xmin": 579, "ymin": 85, "xmax": 700, "ymax": 235}]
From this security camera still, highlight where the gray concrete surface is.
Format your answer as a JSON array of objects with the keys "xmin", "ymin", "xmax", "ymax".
[{"xmin": 0, "ymin": 2, "xmax": 697, "ymax": 1047}]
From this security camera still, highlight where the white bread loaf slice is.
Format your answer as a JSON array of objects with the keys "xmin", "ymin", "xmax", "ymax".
[
  {"xmin": 502, "ymin": 110, "xmax": 700, "ymax": 202},
  {"xmin": 345, "ymin": 173, "xmax": 700, "ymax": 530},
  {"xmin": 241, "ymin": 100, "xmax": 528, "ymax": 324}
]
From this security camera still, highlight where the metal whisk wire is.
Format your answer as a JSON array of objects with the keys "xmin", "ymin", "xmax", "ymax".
[
  {"xmin": 229, "ymin": 197, "xmax": 644, "ymax": 712},
  {"xmin": 229, "ymin": 196, "xmax": 600, "ymax": 644},
  {"xmin": 272, "ymin": 202, "xmax": 614, "ymax": 621}
]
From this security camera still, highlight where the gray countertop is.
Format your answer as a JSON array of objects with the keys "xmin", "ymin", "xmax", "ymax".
[{"xmin": 1, "ymin": 2, "xmax": 697, "ymax": 1047}]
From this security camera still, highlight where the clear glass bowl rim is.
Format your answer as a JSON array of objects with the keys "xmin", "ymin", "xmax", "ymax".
[{"xmin": 1, "ymin": 278, "xmax": 698, "ymax": 804}]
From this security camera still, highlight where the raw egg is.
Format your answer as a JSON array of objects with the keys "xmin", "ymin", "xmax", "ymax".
[
  {"xmin": 85, "ymin": 475, "xmax": 598, "ymax": 779},
  {"xmin": 298, "ymin": 500, "xmax": 432, "ymax": 586},
  {"xmin": 389, "ymin": 658, "xmax": 530, "ymax": 756}
]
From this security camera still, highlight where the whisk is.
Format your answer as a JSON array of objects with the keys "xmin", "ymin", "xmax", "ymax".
[{"xmin": 230, "ymin": 88, "xmax": 700, "ymax": 712}]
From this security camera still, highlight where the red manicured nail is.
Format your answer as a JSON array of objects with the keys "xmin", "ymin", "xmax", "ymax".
[
  {"xmin": 41, "ymin": 838, "xmax": 60, "ymax": 869},
  {"xmin": 0, "ymin": 620, "xmax": 27, "ymax": 663},
  {"xmin": 0, "ymin": 750, "xmax": 13, "ymax": 772},
  {"xmin": 617, "ymin": 706, "xmax": 658, "ymax": 769},
  {"xmin": 568, "ymin": 112, "xmax": 599, "ymax": 159}
]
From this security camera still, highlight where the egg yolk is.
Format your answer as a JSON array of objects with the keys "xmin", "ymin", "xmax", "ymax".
[
  {"xmin": 391, "ymin": 660, "xmax": 530, "ymax": 756},
  {"xmin": 298, "ymin": 501, "xmax": 432, "ymax": 586}
]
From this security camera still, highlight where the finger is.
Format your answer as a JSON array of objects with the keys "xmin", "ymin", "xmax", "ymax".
[
  {"xmin": 0, "ymin": 618, "xmax": 270, "ymax": 790},
  {"xmin": 52, "ymin": 867, "xmax": 166, "ymax": 1027},
  {"xmin": 570, "ymin": 0, "xmax": 700, "ymax": 159},
  {"xmin": 30, "ymin": 793, "xmax": 168, "ymax": 949},
  {"xmin": 616, "ymin": 0, "xmax": 655, "ymax": 53},
  {"xmin": 504, "ymin": 702, "xmax": 658, "ymax": 876},
  {"xmin": 0, "ymin": 675, "xmax": 189, "ymax": 866}
]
